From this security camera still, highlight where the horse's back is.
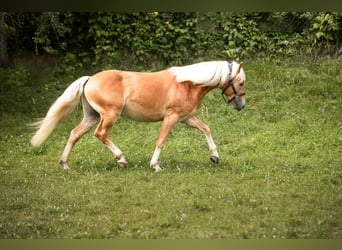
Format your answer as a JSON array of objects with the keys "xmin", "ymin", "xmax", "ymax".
[{"xmin": 83, "ymin": 69, "xmax": 176, "ymax": 121}]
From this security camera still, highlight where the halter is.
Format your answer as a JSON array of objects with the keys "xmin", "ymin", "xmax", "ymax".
[{"xmin": 221, "ymin": 63, "xmax": 245, "ymax": 104}]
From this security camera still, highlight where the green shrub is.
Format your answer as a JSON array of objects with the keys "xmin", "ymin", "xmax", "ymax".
[{"xmin": 2, "ymin": 12, "xmax": 341, "ymax": 69}]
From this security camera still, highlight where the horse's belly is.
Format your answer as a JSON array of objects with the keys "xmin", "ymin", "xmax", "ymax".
[{"xmin": 121, "ymin": 103, "xmax": 165, "ymax": 122}]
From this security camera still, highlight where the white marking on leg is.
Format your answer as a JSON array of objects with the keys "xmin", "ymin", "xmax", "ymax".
[
  {"xmin": 59, "ymin": 142, "xmax": 73, "ymax": 170},
  {"xmin": 105, "ymin": 140, "xmax": 127, "ymax": 166},
  {"xmin": 150, "ymin": 147, "xmax": 162, "ymax": 171},
  {"xmin": 205, "ymin": 134, "xmax": 219, "ymax": 159},
  {"xmin": 60, "ymin": 162, "xmax": 70, "ymax": 170},
  {"xmin": 106, "ymin": 142, "xmax": 122, "ymax": 156}
]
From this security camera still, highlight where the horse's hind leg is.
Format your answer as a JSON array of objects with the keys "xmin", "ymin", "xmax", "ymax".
[
  {"xmin": 59, "ymin": 97, "xmax": 99, "ymax": 170},
  {"xmin": 94, "ymin": 112, "xmax": 127, "ymax": 169}
]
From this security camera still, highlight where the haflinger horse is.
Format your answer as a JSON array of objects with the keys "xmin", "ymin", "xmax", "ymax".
[{"xmin": 31, "ymin": 61, "xmax": 246, "ymax": 172}]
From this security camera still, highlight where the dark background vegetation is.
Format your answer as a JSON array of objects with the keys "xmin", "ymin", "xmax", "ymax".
[{"xmin": 0, "ymin": 12, "xmax": 341, "ymax": 68}]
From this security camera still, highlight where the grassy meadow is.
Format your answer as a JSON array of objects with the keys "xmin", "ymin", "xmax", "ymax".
[{"xmin": 0, "ymin": 56, "xmax": 341, "ymax": 238}]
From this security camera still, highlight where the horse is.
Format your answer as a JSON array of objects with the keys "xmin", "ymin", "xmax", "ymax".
[{"xmin": 31, "ymin": 60, "xmax": 246, "ymax": 172}]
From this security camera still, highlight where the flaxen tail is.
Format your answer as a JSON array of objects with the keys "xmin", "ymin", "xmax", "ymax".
[{"xmin": 31, "ymin": 76, "xmax": 90, "ymax": 146}]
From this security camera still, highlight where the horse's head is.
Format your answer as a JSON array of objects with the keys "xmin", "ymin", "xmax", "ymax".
[{"xmin": 221, "ymin": 62, "xmax": 246, "ymax": 111}]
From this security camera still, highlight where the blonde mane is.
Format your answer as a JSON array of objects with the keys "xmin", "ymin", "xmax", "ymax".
[{"xmin": 170, "ymin": 61, "xmax": 244, "ymax": 87}]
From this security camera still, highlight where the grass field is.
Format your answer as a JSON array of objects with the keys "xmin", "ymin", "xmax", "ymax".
[{"xmin": 0, "ymin": 57, "xmax": 341, "ymax": 238}]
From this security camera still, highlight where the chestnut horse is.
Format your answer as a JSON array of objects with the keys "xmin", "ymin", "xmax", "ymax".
[{"xmin": 31, "ymin": 61, "xmax": 246, "ymax": 171}]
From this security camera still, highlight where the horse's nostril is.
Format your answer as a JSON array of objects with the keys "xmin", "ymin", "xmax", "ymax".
[{"xmin": 236, "ymin": 104, "xmax": 245, "ymax": 111}]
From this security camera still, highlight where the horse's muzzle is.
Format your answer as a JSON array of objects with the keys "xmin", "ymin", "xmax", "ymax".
[
  {"xmin": 234, "ymin": 104, "xmax": 245, "ymax": 111},
  {"xmin": 233, "ymin": 98, "xmax": 245, "ymax": 111}
]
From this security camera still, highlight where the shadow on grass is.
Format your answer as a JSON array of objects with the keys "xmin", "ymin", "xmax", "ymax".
[{"xmin": 73, "ymin": 155, "xmax": 233, "ymax": 174}]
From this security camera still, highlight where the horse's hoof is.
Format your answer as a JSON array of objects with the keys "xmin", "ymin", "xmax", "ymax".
[
  {"xmin": 210, "ymin": 156, "xmax": 219, "ymax": 164},
  {"xmin": 59, "ymin": 160, "xmax": 70, "ymax": 170},
  {"xmin": 151, "ymin": 165, "xmax": 162, "ymax": 172},
  {"xmin": 118, "ymin": 161, "xmax": 127, "ymax": 169}
]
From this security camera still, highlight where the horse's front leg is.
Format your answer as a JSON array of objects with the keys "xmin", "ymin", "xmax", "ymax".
[
  {"xmin": 182, "ymin": 116, "xmax": 219, "ymax": 164},
  {"xmin": 150, "ymin": 114, "xmax": 180, "ymax": 172}
]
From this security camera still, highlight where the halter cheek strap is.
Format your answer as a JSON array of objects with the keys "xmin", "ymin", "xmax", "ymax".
[{"xmin": 221, "ymin": 63, "xmax": 245, "ymax": 104}]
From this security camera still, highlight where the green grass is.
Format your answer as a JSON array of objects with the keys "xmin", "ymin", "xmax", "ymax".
[{"xmin": 0, "ymin": 57, "xmax": 341, "ymax": 238}]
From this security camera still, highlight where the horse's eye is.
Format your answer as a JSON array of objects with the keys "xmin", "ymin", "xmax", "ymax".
[{"xmin": 239, "ymin": 82, "xmax": 244, "ymax": 87}]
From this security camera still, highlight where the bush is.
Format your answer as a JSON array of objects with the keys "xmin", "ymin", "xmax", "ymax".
[{"xmin": 2, "ymin": 12, "xmax": 341, "ymax": 69}]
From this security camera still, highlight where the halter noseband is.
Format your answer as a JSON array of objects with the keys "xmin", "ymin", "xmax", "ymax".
[{"xmin": 221, "ymin": 63, "xmax": 245, "ymax": 104}]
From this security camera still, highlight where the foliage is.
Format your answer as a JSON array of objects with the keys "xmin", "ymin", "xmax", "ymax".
[
  {"xmin": 32, "ymin": 12, "xmax": 69, "ymax": 55},
  {"xmin": 85, "ymin": 12, "xmax": 209, "ymax": 65},
  {"xmin": 309, "ymin": 12, "xmax": 342, "ymax": 47},
  {"xmin": 1, "ymin": 12, "xmax": 341, "ymax": 69}
]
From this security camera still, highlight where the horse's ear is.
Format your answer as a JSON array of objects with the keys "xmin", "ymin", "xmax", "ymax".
[
  {"xmin": 237, "ymin": 62, "xmax": 243, "ymax": 73},
  {"xmin": 232, "ymin": 62, "xmax": 243, "ymax": 80}
]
